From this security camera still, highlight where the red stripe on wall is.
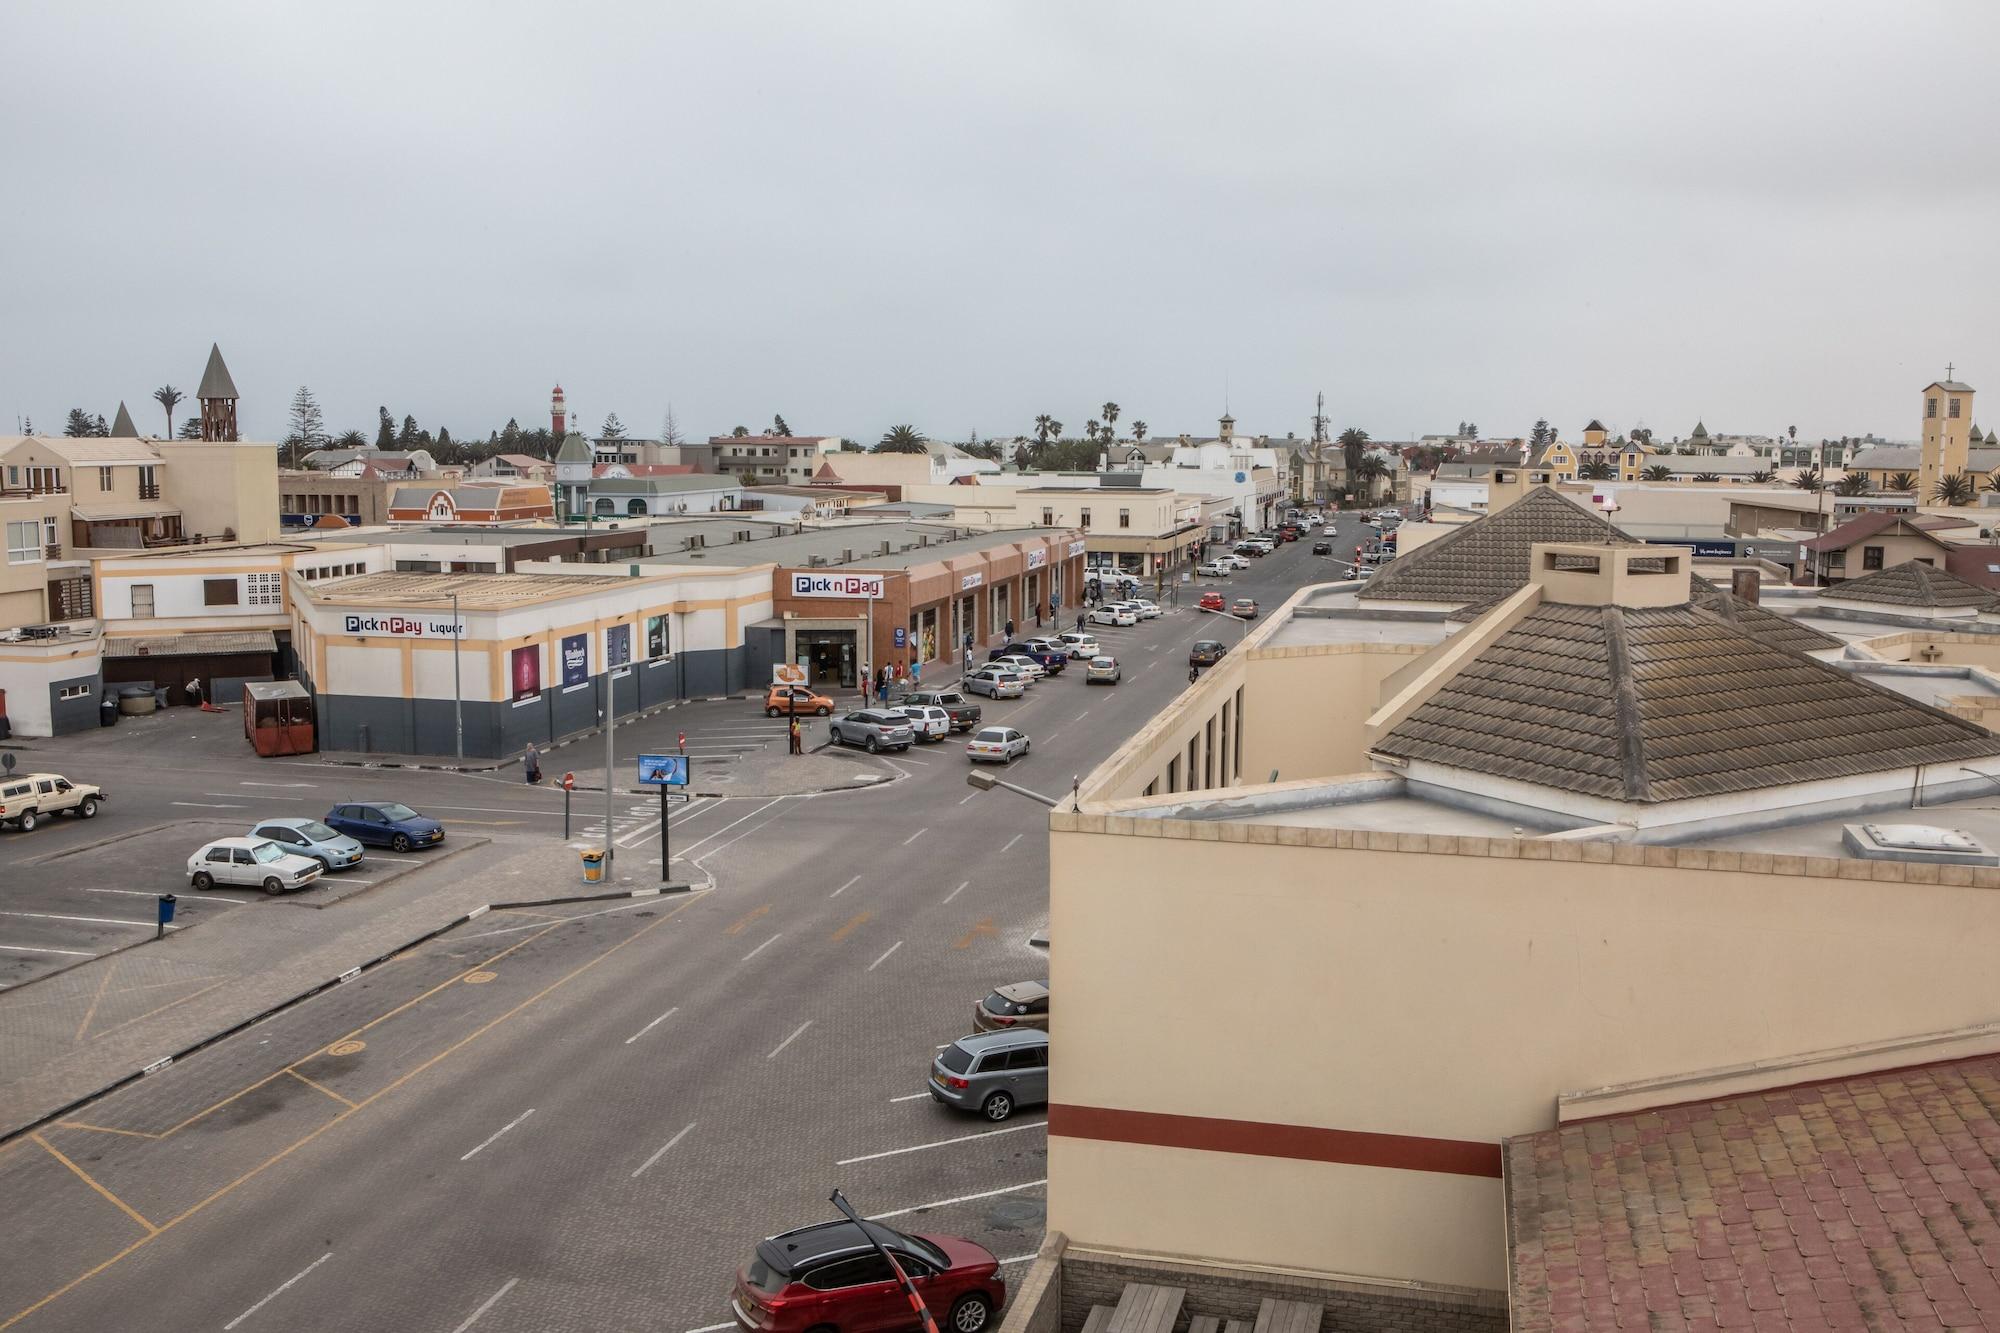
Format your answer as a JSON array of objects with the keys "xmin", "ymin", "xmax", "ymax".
[{"xmin": 1048, "ymin": 1104, "xmax": 1503, "ymax": 1179}]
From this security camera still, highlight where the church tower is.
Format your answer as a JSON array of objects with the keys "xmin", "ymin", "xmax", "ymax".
[
  {"xmin": 196, "ymin": 343, "xmax": 239, "ymax": 441},
  {"xmin": 551, "ymin": 383, "xmax": 567, "ymax": 437},
  {"xmin": 1918, "ymin": 368, "xmax": 1976, "ymax": 502}
]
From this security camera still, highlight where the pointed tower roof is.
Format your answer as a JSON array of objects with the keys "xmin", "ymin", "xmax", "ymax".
[
  {"xmin": 197, "ymin": 343, "xmax": 239, "ymax": 399},
  {"xmin": 1690, "ymin": 420, "xmax": 1709, "ymax": 438},
  {"xmin": 555, "ymin": 431, "xmax": 593, "ymax": 464},
  {"xmin": 1583, "ymin": 418, "xmax": 1607, "ymax": 433},
  {"xmin": 109, "ymin": 402, "xmax": 139, "ymax": 438}
]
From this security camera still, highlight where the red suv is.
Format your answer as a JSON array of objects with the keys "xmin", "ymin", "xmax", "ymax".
[{"xmin": 733, "ymin": 1220, "xmax": 1005, "ymax": 1333}]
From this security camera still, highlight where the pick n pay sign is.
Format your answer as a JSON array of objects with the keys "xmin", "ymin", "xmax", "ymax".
[{"xmin": 790, "ymin": 572, "xmax": 887, "ymax": 599}]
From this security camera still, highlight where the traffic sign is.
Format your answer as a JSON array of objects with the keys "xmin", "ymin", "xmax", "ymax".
[
  {"xmin": 893, "ymin": 627, "xmax": 907, "ymax": 648},
  {"xmin": 637, "ymin": 754, "xmax": 690, "ymax": 786},
  {"xmin": 562, "ymin": 771, "xmax": 575, "ymax": 791}
]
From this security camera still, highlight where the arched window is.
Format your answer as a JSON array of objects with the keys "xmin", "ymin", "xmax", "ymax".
[
  {"xmin": 627, "ymin": 498, "xmax": 647, "ymax": 516},
  {"xmin": 594, "ymin": 497, "xmax": 614, "ymax": 516}
]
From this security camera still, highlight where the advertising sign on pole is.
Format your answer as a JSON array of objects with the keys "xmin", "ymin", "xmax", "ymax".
[
  {"xmin": 637, "ymin": 754, "xmax": 691, "ymax": 786},
  {"xmin": 773, "ymin": 662, "xmax": 808, "ymax": 686}
]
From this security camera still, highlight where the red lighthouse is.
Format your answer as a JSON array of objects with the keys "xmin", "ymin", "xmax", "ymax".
[{"xmin": 551, "ymin": 383, "xmax": 567, "ymax": 436}]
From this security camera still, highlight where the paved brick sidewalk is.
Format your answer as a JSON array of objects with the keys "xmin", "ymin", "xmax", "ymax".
[{"xmin": 0, "ymin": 837, "xmax": 668, "ymax": 1141}]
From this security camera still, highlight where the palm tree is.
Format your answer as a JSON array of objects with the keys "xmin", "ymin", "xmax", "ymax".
[
  {"xmin": 1084, "ymin": 419, "xmax": 1101, "ymax": 444},
  {"xmin": 876, "ymin": 424, "xmax": 928, "ymax": 454},
  {"xmin": 1692, "ymin": 471, "xmax": 1722, "ymax": 483},
  {"xmin": 1748, "ymin": 468, "xmax": 1776, "ymax": 483},
  {"xmin": 1932, "ymin": 472, "xmax": 1977, "ymax": 506},
  {"xmin": 1336, "ymin": 427, "xmax": 1370, "ymax": 499},
  {"xmin": 1100, "ymin": 402, "xmax": 1120, "ymax": 437},
  {"xmin": 1886, "ymin": 471, "xmax": 1917, "ymax": 492},
  {"xmin": 1984, "ymin": 472, "xmax": 2000, "ymax": 495},
  {"xmin": 1578, "ymin": 460, "xmax": 1615, "ymax": 481},
  {"xmin": 152, "ymin": 385, "xmax": 183, "ymax": 439},
  {"xmin": 1834, "ymin": 473, "xmax": 1871, "ymax": 497},
  {"xmin": 1793, "ymin": 467, "xmax": 1823, "ymax": 492},
  {"xmin": 333, "ymin": 429, "xmax": 368, "ymax": 448},
  {"xmin": 1641, "ymin": 465, "xmax": 1672, "ymax": 481},
  {"xmin": 1131, "ymin": 420, "xmax": 1148, "ymax": 442},
  {"xmin": 1033, "ymin": 415, "xmax": 1061, "ymax": 446},
  {"xmin": 1353, "ymin": 455, "xmax": 1391, "ymax": 498}
]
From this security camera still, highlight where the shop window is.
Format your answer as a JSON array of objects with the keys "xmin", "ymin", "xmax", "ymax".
[{"xmin": 204, "ymin": 578, "xmax": 240, "ymax": 606}]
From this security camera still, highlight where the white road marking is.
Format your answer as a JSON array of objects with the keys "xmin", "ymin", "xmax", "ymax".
[
  {"xmin": 171, "ymin": 801, "xmax": 242, "ymax": 809},
  {"xmin": 836, "ymin": 1120, "xmax": 1046, "ymax": 1166},
  {"xmin": 0, "ymin": 910, "xmax": 153, "ymax": 927},
  {"xmin": 0, "ymin": 943, "xmax": 94, "ymax": 956},
  {"xmin": 630, "ymin": 1121, "xmax": 698, "ymax": 1179},
  {"xmin": 1074, "ymin": 709, "xmax": 1090, "ymax": 720},
  {"xmin": 457, "ymin": 899, "xmax": 656, "ymax": 940},
  {"xmin": 958, "ymin": 793, "xmax": 978, "ymax": 805},
  {"xmin": 999, "ymin": 1254, "xmax": 1038, "ymax": 1267},
  {"xmin": 625, "ymin": 1007, "xmax": 679, "ymax": 1045},
  {"xmin": 741, "ymin": 932, "xmax": 781, "ymax": 962},
  {"xmin": 223, "ymin": 1251, "xmax": 333, "ymax": 1329},
  {"xmin": 675, "ymin": 798, "xmax": 784, "ymax": 857},
  {"xmin": 210, "ymin": 791, "xmax": 305, "ymax": 801},
  {"xmin": 1000, "ymin": 834, "xmax": 1022, "ymax": 854},
  {"xmin": 85, "ymin": 887, "xmax": 253, "ymax": 903},
  {"xmin": 867, "ymin": 941, "xmax": 903, "ymax": 972},
  {"xmin": 902, "ymin": 827, "xmax": 928, "ymax": 846},
  {"xmin": 889, "ymin": 1091, "xmax": 933, "ymax": 1103},
  {"xmin": 767, "ymin": 1020, "xmax": 813, "ymax": 1060},
  {"xmin": 867, "ymin": 1179, "xmax": 1047, "ymax": 1220},
  {"xmin": 941, "ymin": 881, "xmax": 969, "ymax": 905},
  {"xmin": 684, "ymin": 1324, "xmax": 738, "ymax": 1333},
  {"xmin": 449, "ymin": 1277, "xmax": 520, "ymax": 1333},
  {"xmin": 460, "ymin": 1108, "xmax": 534, "ymax": 1161},
  {"xmin": 830, "ymin": 875, "xmax": 861, "ymax": 898},
  {"xmin": 240, "ymin": 781, "xmax": 316, "ymax": 789}
]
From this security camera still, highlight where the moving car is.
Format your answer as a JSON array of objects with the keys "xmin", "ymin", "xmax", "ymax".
[
  {"xmin": 1089, "ymin": 604, "xmax": 1137, "ymax": 627},
  {"xmin": 323, "ymin": 801, "xmax": 445, "ymax": 853},
  {"xmin": 1084, "ymin": 655, "xmax": 1121, "ymax": 685},
  {"xmin": 1055, "ymin": 632, "xmax": 1100, "ymax": 659},
  {"xmin": 974, "ymin": 980, "xmax": 1050, "ymax": 1032},
  {"xmin": 731, "ymin": 1220, "xmax": 1005, "ymax": 1333},
  {"xmin": 828, "ymin": 710, "xmax": 916, "ymax": 753},
  {"xmin": 1198, "ymin": 591, "xmax": 1225, "ymax": 612},
  {"xmin": 1190, "ymin": 639, "xmax": 1227, "ymax": 667},
  {"xmin": 0, "ymin": 773, "xmax": 105, "ymax": 832},
  {"xmin": 765, "ymin": 684, "xmax": 835, "ymax": 718},
  {"xmin": 1127, "ymin": 599, "xmax": 1161, "ymax": 619},
  {"xmin": 1195, "ymin": 561, "xmax": 1233, "ymax": 577},
  {"xmin": 963, "ymin": 667, "xmax": 1027, "ymax": 699},
  {"xmin": 902, "ymin": 689, "xmax": 981, "ymax": 732},
  {"xmin": 894, "ymin": 704, "xmax": 952, "ymax": 743},
  {"xmin": 1220, "ymin": 554, "xmax": 1252, "ymax": 571},
  {"xmin": 187, "ymin": 836, "xmax": 323, "ymax": 895},
  {"xmin": 930, "ymin": 1028, "xmax": 1049, "ymax": 1121},
  {"xmin": 1232, "ymin": 598, "xmax": 1259, "ymax": 619},
  {"xmin": 966, "ymin": 725, "xmax": 1030, "ymax": 763},
  {"xmin": 250, "ymin": 818, "xmax": 364, "ymax": 871},
  {"xmin": 990, "ymin": 654, "xmax": 1048, "ymax": 681},
  {"xmin": 1311, "ymin": 540, "xmax": 1332, "ymax": 556}
]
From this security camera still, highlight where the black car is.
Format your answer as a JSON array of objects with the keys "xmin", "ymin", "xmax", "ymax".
[
  {"xmin": 1189, "ymin": 640, "xmax": 1227, "ymax": 667},
  {"xmin": 1311, "ymin": 541, "xmax": 1332, "ymax": 555}
]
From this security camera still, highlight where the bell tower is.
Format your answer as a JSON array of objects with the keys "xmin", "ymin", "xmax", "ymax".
[
  {"xmin": 1919, "ymin": 367, "xmax": 1976, "ymax": 503},
  {"xmin": 196, "ymin": 343, "xmax": 239, "ymax": 441}
]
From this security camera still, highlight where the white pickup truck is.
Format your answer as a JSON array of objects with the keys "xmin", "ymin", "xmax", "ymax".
[{"xmin": 0, "ymin": 772, "xmax": 107, "ymax": 832}]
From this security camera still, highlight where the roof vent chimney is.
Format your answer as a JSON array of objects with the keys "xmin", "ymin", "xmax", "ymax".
[
  {"xmin": 1530, "ymin": 542, "xmax": 1692, "ymax": 609},
  {"xmin": 1731, "ymin": 568, "xmax": 1761, "ymax": 605}
]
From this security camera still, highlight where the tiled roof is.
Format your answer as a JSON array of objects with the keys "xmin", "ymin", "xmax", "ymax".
[
  {"xmin": 1800, "ymin": 511, "xmax": 1957, "ymax": 553},
  {"xmin": 1373, "ymin": 599, "xmax": 2000, "ymax": 802},
  {"xmin": 1688, "ymin": 580, "xmax": 1842, "ymax": 652},
  {"xmin": 1824, "ymin": 560, "xmax": 1998, "ymax": 610},
  {"xmin": 1506, "ymin": 1052, "xmax": 2000, "ymax": 1333},
  {"xmin": 1360, "ymin": 487, "xmax": 1632, "ymax": 604},
  {"xmin": 103, "ymin": 630, "xmax": 276, "ymax": 658}
]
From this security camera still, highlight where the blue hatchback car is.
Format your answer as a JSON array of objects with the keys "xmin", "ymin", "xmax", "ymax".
[{"xmin": 323, "ymin": 801, "xmax": 445, "ymax": 852}]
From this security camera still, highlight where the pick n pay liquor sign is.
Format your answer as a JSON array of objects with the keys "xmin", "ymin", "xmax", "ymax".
[
  {"xmin": 789, "ymin": 572, "xmax": 887, "ymax": 599},
  {"xmin": 341, "ymin": 613, "xmax": 465, "ymax": 639}
]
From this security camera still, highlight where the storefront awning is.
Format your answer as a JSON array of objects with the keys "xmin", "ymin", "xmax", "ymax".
[
  {"xmin": 102, "ymin": 630, "xmax": 277, "ymax": 659},
  {"xmin": 70, "ymin": 503, "xmax": 182, "ymax": 522}
]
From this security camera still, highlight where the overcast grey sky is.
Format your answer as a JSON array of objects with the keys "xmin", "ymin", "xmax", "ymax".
[{"xmin": 3, "ymin": 1, "xmax": 1995, "ymax": 446}]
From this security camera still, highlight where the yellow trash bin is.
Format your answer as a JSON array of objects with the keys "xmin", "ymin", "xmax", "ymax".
[{"xmin": 580, "ymin": 848, "xmax": 605, "ymax": 883}]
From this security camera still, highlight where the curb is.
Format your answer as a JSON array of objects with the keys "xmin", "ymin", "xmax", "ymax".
[{"xmin": 0, "ymin": 883, "xmax": 698, "ymax": 1150}]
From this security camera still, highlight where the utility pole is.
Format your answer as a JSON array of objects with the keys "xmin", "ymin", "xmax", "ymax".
[
  {"xmin": 602, "ymin": 682, "xmax": 616, "ymax": 871},
  {"xmin": 450, "ymin": 592, "xmax": 464, "ymax": 763}
]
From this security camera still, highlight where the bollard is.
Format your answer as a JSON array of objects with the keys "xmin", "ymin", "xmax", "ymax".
[{"xmin": 156, "ymin": 893, "xmax": 178, "ymax": 940}]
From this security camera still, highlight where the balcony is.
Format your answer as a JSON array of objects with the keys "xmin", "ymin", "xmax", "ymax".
[
  {"xmin": 43, "ymin": 542, "xmax": 60, "ymax": 560},
  {"xmin": 138, "ymin": 483, "xmax": 161, "ymax": 500}
]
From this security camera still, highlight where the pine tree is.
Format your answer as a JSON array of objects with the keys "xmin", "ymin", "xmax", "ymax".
[
  {"xmin": 177, "ymin": 418, "xmax": 202, "ymax": 440},
  {"xmin": 63, "ymin": 408, "xmax": 96, "ymax": 437},
  {"xmin": 772, "ymin": 414, "xmax": 792, "ymax": 437},
  {"xmin": 500, "ymin": 418, "xmax": 522, "ymax": 449},
  {"xmin": 661, "ymin": 405, "xmax": 684, "ymax": 446},
  {"xmin": 284, "ymin": 385, "xmax": 327, "ymax": 467},
  {"xmin": 375, "ymin": 407, "xmax": 395, "ymax": 449},
  {"xmin": 397, "ymin": 415, "xmax": 419, "ymax": 449},
  {"xmin": 601, "ymin": 413, "xmax": 627, "ymax": 440}
]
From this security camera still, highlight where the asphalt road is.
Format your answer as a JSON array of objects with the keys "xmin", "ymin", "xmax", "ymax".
[{"xmin": 0, "ymin": 524, "xmax": 1363, "ymax": 1332}]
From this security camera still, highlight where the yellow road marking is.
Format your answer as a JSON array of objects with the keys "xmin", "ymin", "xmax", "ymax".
[
  {"xmin": 953, "ymin": 917, "xmax": 997, "ymax": 950},
  {"xmin": 831, "ymin": 912, "xmax": 872, "ymax": 943},
  {"xmin": 327, "ymin": 1040, "xmax": 365, "ymax": 1057},
  {"xmin": 55, "ymin": 1122, "xmax": 161, "ymax": 1141},
  {"xmin": 72, "ymin": 958, "xmax": 120, "ymax": 1043},
  {"xmin": 284, "ymin": 1068, "xmax": 356, "ymax": 1109},
  {"xmin": 2, "ymin": 890, "xmax": 707, "ymax": 1330},
  {"xmin": 724, "ymin": 904, "xmax": 770, "ymax": 936},
  {"xmin": 31, "ymin": 1133, "xmax": 156, "ymax": 1235},
  {"xmin": 463, "ymin": 971, "xmax": 497, "ymax": 985}
]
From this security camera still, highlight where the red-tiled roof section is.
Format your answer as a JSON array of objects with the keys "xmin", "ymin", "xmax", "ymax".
[
  {"xmin": 1800, "ymin": 511, "xmax": 1958, "ymax": 553},
  {"xmin": 1505, "ymin": 1052, "xmax": 2000, "ymax": 1333}
]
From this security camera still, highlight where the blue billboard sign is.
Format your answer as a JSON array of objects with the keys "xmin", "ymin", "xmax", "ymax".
[{"xmin": 637, "ymin": 754, "xmax": 690, "ymax": 786}]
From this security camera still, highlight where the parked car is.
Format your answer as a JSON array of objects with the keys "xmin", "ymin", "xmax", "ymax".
[
  {"xmin": 1220, "ymin": 553, "xmax": 1252, "ymax": 571},
  {"xmin": 1055, "ymin": 632, "xmax": 1100, "ymax": 658},
  {"xmin": 991, "ymin": 641, "xmax": 1066, "ymax": 673},
  {"xmin": 894, "ymin": 704, "xmax": 952, "ymax": 743},
  {"xmin": 187, "ymin": 837, "xmax": 323, "ymax": 895},
  {"xmin": 250, "ymin": 818, "xmax": 364, "ymax": 871},
  {"xmin": 1190, "ymin": 639, "xmax": 1227, "ymax": 667},
  {"xmin": 1127, "ymin": 599, "xmax": 1161, "ymax": 620},
  {"xmin": 1090, "ymin": 604, "xmax": 1137, "ymax": 627},
  {"xmin": 1353, "ymin": 564, "xmax": 1375, "ymax": 581},
  {"xmin": 828, "ymin": 710, "xmax": 916, "ymax": 753},
  {"xmin": 765, "ymin": 684, "xmax": 834, "ymax": 718},
  {"xmin": 1232, "ymin": 598, "xmax": 1259, "ymax": 619},
  {"xmin": 1195, "ymin": 561, "xmax": 1233, "ymax": 577},
  {"xmin": 930, "ymin": 1028, "xmax": 1049, "ymax": 1121},
  {"xmin": 963, "ymin": 668, "xmax": 1027, "ymax": 699},
  {"xmin": 974, "ymin": 981, "xmax": 1051, "ymax": 1032},
  {"xmin": 323, "ymin": 801, "xmax": 445, "ymax": 853},
  {"xmin": 902, "ymin": 689, "xmax": 981, "ymax": 732},
  {"xmin": 1231, "ymin": 542, "xmax": 1265, "ymax": 558},
  {"xmin": 0, "ymin": 773, "xmax": 105, "ymax": 832},
  {"xmin": 990, "ymin": 654, "xmax": 1048, "ymax": 681},
  {"xmin": 730, "ymin": 1220, "xmax": 1004, "ymax": 1333},
  {"xmin": 1084, "ymin": 655, "xmax": 1121, "ymax": 685},
  {"xmin": 1311, "ymin": 540, "xmax": 1332, "ymax": 556},
  {"xmin": 966, "ymin": 725, "xmax": 1030, "ymax": 763},
  {"xmin": 1199, "ymin": 591, "xmax": 1226, "ymax": 612}
]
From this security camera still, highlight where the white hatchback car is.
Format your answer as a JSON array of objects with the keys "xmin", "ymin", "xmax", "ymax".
[
  {"xmin": 188, "ymin": 837, "xmax": 325, "ymax": 895},
  {"xmin": 1056, "ymin": 632, "xmax": 1100, "ymax": 658},
  {"xmin": 992, "ymin": 653, "xmax": 1047, "ymax": 680},
  {"xmin": 1220, "ymin": 554, "xmax": 1252, "ymax": 570},
  {"xmin": 1090, "ymin": 605, "xmax": 1138, "ymax": 627},
  {"xmin": 1196, "ymin": 561, "xmax": 1232, "ymax": 577}
]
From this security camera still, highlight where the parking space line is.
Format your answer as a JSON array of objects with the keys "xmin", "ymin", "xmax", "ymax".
[
  {"xmin": 741, "ymin": 932, "xmax": 781, "ymax": 962},
  {"xmin": 766, "ymin": 1020, "xmax": 812, "ymax": 1060},
  {"xmin": 77, "ymin": 979, "xmax": 229, "ymax": 1046},
  {"xmin": 868, "ymin": 1179, "xmax": 1047, "ymax": 1220},
  {"xmin": 456, "ymin": 899, "xmax": 655, "ymax": 940},
  {"xmin": 460, "ymin": 1108, "xmax": 534, "ymax": 1161},
  {"xmin": 902, "ymin": 827, "xmax": 928, "ymax": 845},
  {"xmin": 0, "ymin": 944, "xmax": 94, "ymax": 956},
  {"xmin": 223, "ymin": 1252, "xmax": 332, "ymax": 1330},
  {"xmin": 942, "ymin": 881, "xmax": 969, "ymax": 905},
  {"xmin": 867, "ymin": 941, "xmax": 903, "ymax": 972},
  {"xmin": 830, "ymin": 875, "xmax": 861, "ymax": 898},
  {"xmin": 0, "ymin": 910, "xmax": 156, "ymax": 928},
  {"xmin": 1000, "ymin": 834, "xmax": 1022, "ymax": 854},
  {"xmin": 624, "ymin": 1006, "xmax": 679, "ymax": 1045},
  {"xmin": 81, "ymin": 887, "xmax": 253, "ymax": 903},
  {"xmin": 72, "ymin": 958, "xmax": 120, "ymax": 1042},
  {"xmin": 32, "ymin": 1133, "xmax": 156, "ymax": 1233},
  {"xmin": 630, "ymin": 1122, "xmax": 697, "ymax": 1179},
  {"xmin": 888, "ymin": 1092, "xmax": 932, "ymax": 1103},
  {"xmin": 285, "ymin": 1068, "xmax": 356, "ymax": 1109},
  {"xmin": 169, "ymin": 801, "xmax": 243, "ymax": 809},
  {"xmin": 56, "ymin": 1121, "xmax": 160, "ymax": 1140},
  {"xmin": 835, "ymin": 1120, "xmax": 1046, "ymax": 1166},
  {"xmin": 448, "ymin": 1277, "xmax": 519, "ymax": 1333}
]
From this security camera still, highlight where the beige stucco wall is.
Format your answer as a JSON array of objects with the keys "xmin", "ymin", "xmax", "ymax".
[
  {"xmin": 1858, "ymin": 630, "xmax": 2000, "ymax": 668},
  {"xmin": 165, "ymin": 443, "xmax": 281, "ymax": 544},
  {"xmin": 1825, "ymin": 532, "xmax": 1944, "ymax": 578},
  {"xmin": 1048, "ymin": 816, "xmax": 2000, "ymax": 1290},
  {"xmin": 1238, "ymin": 644, "xmax": 1428, "ymax": 782}
]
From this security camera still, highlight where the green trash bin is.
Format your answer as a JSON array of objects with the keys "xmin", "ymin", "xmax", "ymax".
[{"xmin": 580, "ymin": 848, "xmax": 605, "ymax": 883}]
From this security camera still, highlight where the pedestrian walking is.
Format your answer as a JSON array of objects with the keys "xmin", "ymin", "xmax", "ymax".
[
  {"xmin": 183, "ymin": 676, "xmax": 203, "ymax": 707},
  {"xmin": 523, "ymin": 741, "xmax": 543, "ymax": 784},
  {"xmin": 788, "ymin": 717, "xmax": 803, "ymax": 755},
  {"xmin": 1076, "ymin": 612, "xmax": 1086, "ymax": 634},
  {"xmin": 1004, "ymin": 618, "xmax": 1015, "ymax": 640},
  {"xmin": 910, "ymin": 659, "xmax": 922, "ymax": 686}
]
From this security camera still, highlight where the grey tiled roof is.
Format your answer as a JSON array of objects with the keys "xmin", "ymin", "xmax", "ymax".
[
  {"xmin": 1373, "ymin": 600, "xmax": 2000, "ymax": 802},
  {"xmin": 1688, "ymin": 580, "xmax": 1842, "ymax": 652},
  {"xmin": 1825, "ymin": 560, "xmax": 1997, "ymax": 610},
  {"xmin": 197, "ymin": 343, "xmax": 238, "ymax": 399},
  {"xmin": 1359, "ymin": 487, "xmax": 1631, "ymax": 604}
]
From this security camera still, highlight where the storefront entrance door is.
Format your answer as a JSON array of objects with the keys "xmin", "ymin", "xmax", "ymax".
[{"xmin": 801, "ymin": 630, "xmax": 858, "ymax": 688}]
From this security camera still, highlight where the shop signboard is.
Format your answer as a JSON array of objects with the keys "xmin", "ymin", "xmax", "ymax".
[
  {"xmin": 339, "ymin": 613, "xmax": 466, "ymax": 639},
  {"xmin": 1025, "ymin": 549, "xmax": 1047, "ymax": 570},
  {"xmin": 560, "ymin": 633, "xmax": 589, "ymax": 688},
  {"xmin": 773, "ymin": 662, "xmax": 808, "ymax": 686},
  {"xmin": 790, "ymin": 572, "xmax": 887, "ymax": 599},
  {"xmin": 1067, "ymin": 540, "xmax": 1087, "ymax": 558},
  {"xmin": 960, "ymin": 571, "xmax": 984, "ymax": 591}
]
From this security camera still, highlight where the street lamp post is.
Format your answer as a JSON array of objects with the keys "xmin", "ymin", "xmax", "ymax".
[{"xmin": 449, "ymin": 591, "xmax": 464, "ymax": 763}]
